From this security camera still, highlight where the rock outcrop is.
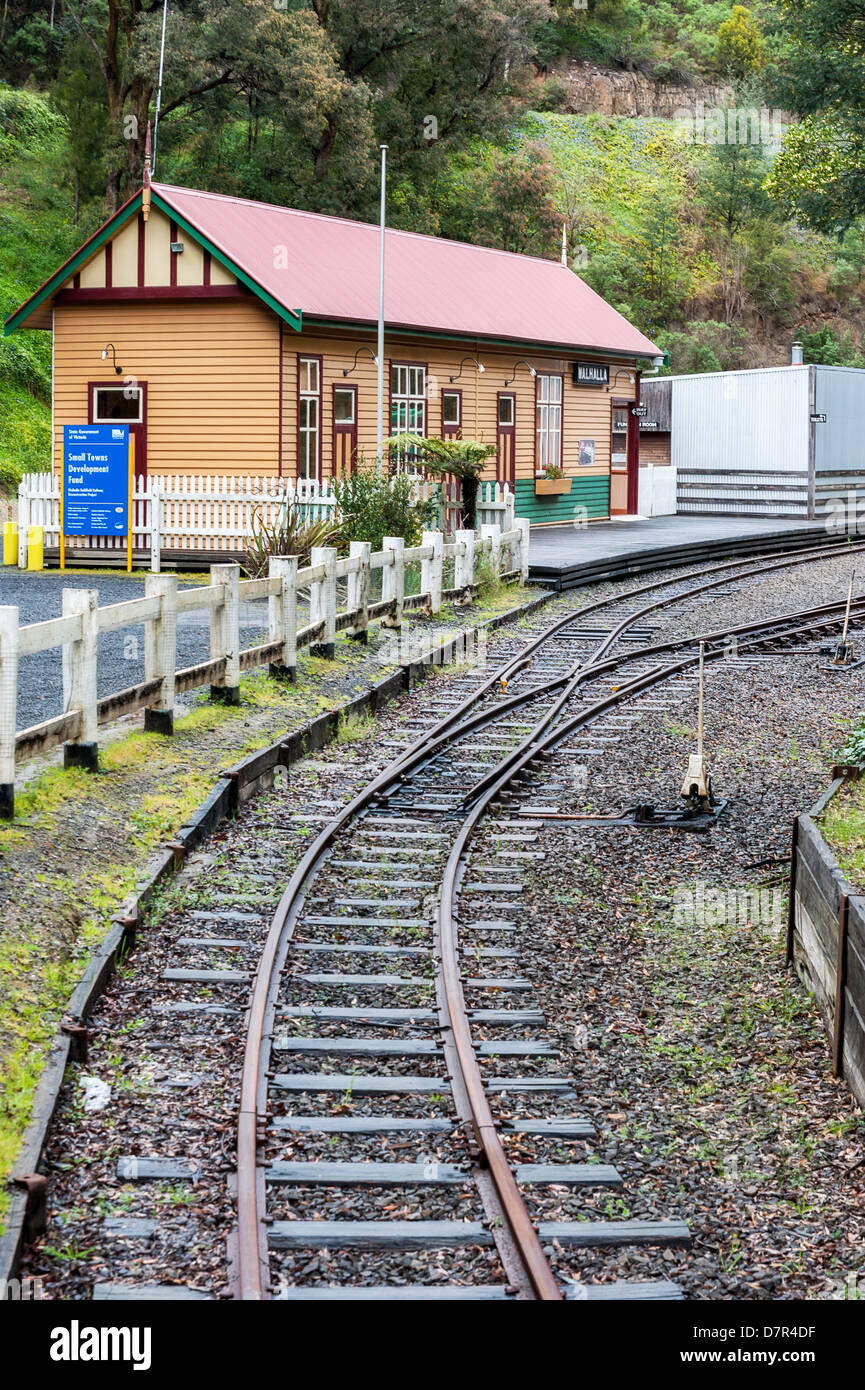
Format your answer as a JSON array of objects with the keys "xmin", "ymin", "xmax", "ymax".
[{"xmin": 555, "ymin": 61, "xmax": 734, "ymax": 119}]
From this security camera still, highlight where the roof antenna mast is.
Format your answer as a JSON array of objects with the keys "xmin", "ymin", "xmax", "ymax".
[
  {"xmin": 151, "ymin": 0, "xmax": 169, "ymax": 178},
  {"xmin": 142, "ymin": 121, "xmax": 152, "ymax": 222}
]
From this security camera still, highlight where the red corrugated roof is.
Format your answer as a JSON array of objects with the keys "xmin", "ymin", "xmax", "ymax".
[{"xmin": 155, "ymin": 183, "xmax": 660, "ymax": 358}]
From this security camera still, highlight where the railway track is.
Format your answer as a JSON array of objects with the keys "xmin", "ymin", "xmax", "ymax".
[
  {"xmin": 232, "ymin": 539, "xmax": 865, "ymax": 1303},
  {"xmin": 26, "ymin": 537, "xmax": 865, "ymax": 1303}
]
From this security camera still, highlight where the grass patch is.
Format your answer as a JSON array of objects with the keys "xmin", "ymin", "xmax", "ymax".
[
  {"xmin": 821, "ymin": 779, "xmax": 865, "ymax": 892},
  {"xmin": 337, "ymin": 710, "xmax": 375, "ymax": 743}
]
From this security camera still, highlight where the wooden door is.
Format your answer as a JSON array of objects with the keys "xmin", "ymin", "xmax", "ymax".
[
  {"xmin": 610, "ymin": 398, "xmax": 629, "ymax": 514},
  {"xmin": 497, "ymin": 392, "xmax": 516, "ymax": 488},
  {"xmin": 332, "ymin": 383, "xmax": 358, "ymax": 476}
]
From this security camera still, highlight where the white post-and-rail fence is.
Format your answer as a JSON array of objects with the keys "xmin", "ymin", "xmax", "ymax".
[
  {"xmin": 0, "ymin": 519, "xmax": 529, "ymax": 817},
  {"xmin": 15, "ymin": 473, "xmax": 516, "ymax": 569}
]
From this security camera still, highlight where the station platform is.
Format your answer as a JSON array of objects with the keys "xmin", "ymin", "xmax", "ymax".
[{"xmin": 527, "ymin": 515, "xmax": 834, "ymax": 590}]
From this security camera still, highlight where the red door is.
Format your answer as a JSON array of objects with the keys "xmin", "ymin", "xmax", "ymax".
[
  {"xmin": 89, "ymin": 380, "xmax": 147, "ymax": 479},
  {"xmin": 497, "ymin": 392, "xmax": 516, "ymax": 488},
  {"xmin": 332, "ymin": 383, "xmax": 358, "ymax": 475}
]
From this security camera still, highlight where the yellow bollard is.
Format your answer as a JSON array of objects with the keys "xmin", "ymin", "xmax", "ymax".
[
  {"xmin": 26, "ymin": 525, "xmax": 44, "ymax": 571},
  {"xmin": 2, "ymin": 521, "xmax": 16, "ymax": 565}
]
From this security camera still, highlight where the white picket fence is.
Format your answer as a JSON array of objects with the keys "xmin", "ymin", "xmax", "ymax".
[
  {"xmin": 0, "ymin": 517, "xmax": 529, "ymax": 816},
  {"xmin": 16, "ymin": 473, "xmax": 516, "ymax": 570}
]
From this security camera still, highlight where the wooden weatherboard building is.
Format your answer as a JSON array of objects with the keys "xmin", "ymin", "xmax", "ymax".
[{"xmin": 5, "ymin": 180, "xmax": 661, "ymax": 524}]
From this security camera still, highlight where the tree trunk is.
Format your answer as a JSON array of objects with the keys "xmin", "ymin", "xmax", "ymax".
[{"xmin": 460, "ymin": 474, "xmax": 479, "ymax": 530}]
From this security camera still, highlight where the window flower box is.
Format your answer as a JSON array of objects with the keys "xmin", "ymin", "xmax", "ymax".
[{"xmin": 535, "ymin": 476, "xmax": 572, "ymax": 495}]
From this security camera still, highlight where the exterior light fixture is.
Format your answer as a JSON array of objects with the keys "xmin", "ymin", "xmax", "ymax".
[
  {"xmin": 504, "ymin": 360, "xmax": 537, "ymax": 386},
  {"xmin": 343, "ymin": 345, "xmax": 380, "ymax": 376},
  {"xmin": 606, "ymin": 369, "xmax": 635, "ymax": 393},
  {"xmin": 449, "ymin": 356, "xmax": 485, "ymax": 383},
  {"xmin": 101, "ymin": 343, "xmax": 123, "ymax": 375}
]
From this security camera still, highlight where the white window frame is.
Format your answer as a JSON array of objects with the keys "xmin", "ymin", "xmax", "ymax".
[
  {"xmin": 92, "ymin": 386, "xmax": 143, "ymax": 423},
  {"xmin": 535, "ymin": 374, "xmax": 563, "ymax": 471},
  {"xmin": 442, "ymin": 390, "xmax": 461, "ymax": 427},
  {"xmin": 333, "ymin": 386, "xmax": 356, "ymax": 426},
  {"xmin": 299, "ymin": 356, "xmax": 321, "ymax": 481},
  {"xmin": 391, "ymin": 363, "xmax": 426, "ymax": 471}
]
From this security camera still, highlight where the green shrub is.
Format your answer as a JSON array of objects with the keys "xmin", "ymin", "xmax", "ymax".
[{"xmin": 331, "ymin": 462, "xmax": 435, "ymax": 552}]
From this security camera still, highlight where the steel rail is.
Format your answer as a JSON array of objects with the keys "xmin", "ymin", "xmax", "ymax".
[
  {"xmin": 462, "ymin": 593, "xmax": 865, "ymax": 806},
  {"xmin": 236, "ymin": 545, "xmax": 865, "ymax": 1299}
]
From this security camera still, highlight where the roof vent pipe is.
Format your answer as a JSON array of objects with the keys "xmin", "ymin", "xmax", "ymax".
[{"xmin": 791, "ymin": 341, "xmax": 804, "ymax": 365}]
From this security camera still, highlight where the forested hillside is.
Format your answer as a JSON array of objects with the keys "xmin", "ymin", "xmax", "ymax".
[{"xmin": 2, "ymin": 1, "xmax": 865, "ymax": 487}]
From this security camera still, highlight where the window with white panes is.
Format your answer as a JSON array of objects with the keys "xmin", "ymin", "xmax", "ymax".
[
  {"xmin": 535, "ymin": 374, "xmax": 563, "ymax": 471},
  {"xmin": 298, "ymin": 357, "xmax": 321, "ymax": 480},
  {"xmin": 390, "ymin": 363, "xmax": 427, "ymax": 469}
]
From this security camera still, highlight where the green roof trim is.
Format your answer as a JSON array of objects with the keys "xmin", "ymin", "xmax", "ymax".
[
  {"xmin": 3, "ymin": 192, "xmax": 144, "ymax": 335},
  {"xmin": 301, "ymin": 316, "xmax": 651, "ymax": 363},
  {"xmin": 3, "ymin": 188, "xmax": 303, "ymax": 336},
  {"xmin": 150, "ymin": 192, "xmax": 301, "ymax": 332}
]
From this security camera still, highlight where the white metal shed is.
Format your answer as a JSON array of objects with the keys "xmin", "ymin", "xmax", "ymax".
[{"xmin": 671, "ymin": 364, "xmax": 865, "ymax": 518}]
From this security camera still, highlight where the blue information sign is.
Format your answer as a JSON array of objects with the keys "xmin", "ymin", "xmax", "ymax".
[{"xmin": 63, "ymin": 424, "xmax": 129, "ymax": 536}]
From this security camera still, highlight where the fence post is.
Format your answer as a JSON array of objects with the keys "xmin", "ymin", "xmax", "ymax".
[
  {"xmin": 310, "ymin": 545, "xmax": 337, "ymax": 658},
  {"xmin": 17, "ymin": 481, "xmax": 29, "ymax": 570},
  {"xmin": 62, "ymin": 588, "xmax": 99, "ymax": 770},
  {"xmin": 435, "ymin": 484, "xmax": 448, "ymax": 534},
  {"xmin": 517, "ymin": 516, "xmax": 531, "ymax": 582},
  {"xmin": 347, "ymin": 540, "xmax": 371, "ymax": 643},
  {"xmin": 421, "ymin": 530, "xmax": 443, "ymax": 615},
  {"xmin": 481, "ymin": 522, "xmax": 501, "ymax": 581},
  {"xmin": 143, "ymin": 574, "xmax": 177, "ymax": 734},
  {"xmin": 150, "ymin": 482, "xmax": 162, "ymax": 574},
  {"xmin": 0, "ymin": 606, "xmax": 19, "ymax": 817},
  {"xmin": 381, "ymin": 537, "xmax": 405, "ymax": 629},
  {"xmin": 209, "ymin": 562, "xmax": 241, "ymax": 704},
  {"xmin": 454, "ymin": 528, "xmax": 475, "ymax": 600},
  {"xmin": 504, "ymin": 487, "xmax": 516, "ymax": 532},
  {"xmin": 268, "ymin": 554, "xmax": 298, "ymax": 680}
]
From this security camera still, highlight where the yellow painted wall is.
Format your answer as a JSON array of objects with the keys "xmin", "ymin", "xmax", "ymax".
[
  {"xmin": 57, "ymin": 208, "xmax": 237, "ymax": 291},
  {"xmin": 53, "ymin": 299, "xmax": 280, "ymax": 475},
  {"xmin": 281, "ymin": 329, "xmax": 631, "ymax": 483}
]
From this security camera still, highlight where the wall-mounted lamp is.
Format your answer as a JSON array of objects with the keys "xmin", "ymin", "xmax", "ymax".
[
  {"xmin": 101, "ymin": 343, "xmax": 123, "ymax": 375},
  {"xmin": 343, "ymin": 346, "xmax": 379, "ymax": 376},
  {"xmin": 606, "ymin": 369, "xmax": 635, "ymax": 393},
  {"xmin": 449, "ymin": 356, "xmax": 485, "ymax": 383},
  {"xmin": 504, "ymin": 360, "xmax": 537, "ymax": 386}
]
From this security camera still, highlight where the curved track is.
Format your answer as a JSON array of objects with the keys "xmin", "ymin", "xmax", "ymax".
[{"xmin": 235, "ymin": 538, "xmax": 865, "ymax": 1301}]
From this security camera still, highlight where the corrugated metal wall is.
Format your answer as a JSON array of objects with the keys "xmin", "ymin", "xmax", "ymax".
[
  {"xmin": 813, "ymin": 367, "xmax": 865, "ymax": 517},
  {"xmin": 673, "ymin": 366, "xmax": 810, "ymax": 516}
]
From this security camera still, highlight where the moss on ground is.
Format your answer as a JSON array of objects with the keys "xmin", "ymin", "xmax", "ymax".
[{"xmin": 0, "ymin": 587, "xmax": 537, "ymax": 1225}]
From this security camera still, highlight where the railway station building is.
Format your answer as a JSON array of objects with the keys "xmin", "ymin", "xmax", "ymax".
[{"xmin": 4, "ymin": 180, "xmax": 663, "ymax": 526}]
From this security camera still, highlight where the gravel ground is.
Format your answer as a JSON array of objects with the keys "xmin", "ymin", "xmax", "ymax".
[
  {"xmin": 485, "ymin": 636, "xmax": 865, "ymax": 1298},
  {"xmin": 0, "ymin": 570, "xmax": 269, "ymax": 727},
  {"xmin": 18, "ymin": 547, "xmax": 865, "ymax": 1300}
]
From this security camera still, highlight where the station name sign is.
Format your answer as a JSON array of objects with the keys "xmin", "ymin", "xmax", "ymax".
[{"xmin": 573, "ymin": 362, "xmax": 609, "ymax": 386}]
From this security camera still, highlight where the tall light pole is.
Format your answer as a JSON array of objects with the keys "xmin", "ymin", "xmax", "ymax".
[
  {"xmin": 152, "ymin": 0, "xmax": 169, "ymax": 175},
  {"xmin": 376, "ymin": 144, "xmax": 388, "ymax": 475}
]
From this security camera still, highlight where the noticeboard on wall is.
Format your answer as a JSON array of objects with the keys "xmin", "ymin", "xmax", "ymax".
[{"xmin": 578, "ymin": 438, "xmax": 596, "ymax": 467}]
